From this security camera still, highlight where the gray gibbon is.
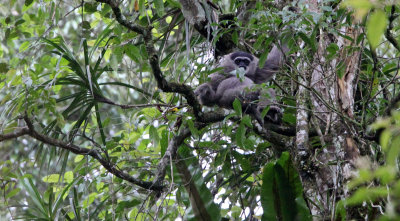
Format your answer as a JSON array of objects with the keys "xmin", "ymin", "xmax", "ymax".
[{"xmin": 194, "ymin": 44, "xmax": 288, "ymax": 124}]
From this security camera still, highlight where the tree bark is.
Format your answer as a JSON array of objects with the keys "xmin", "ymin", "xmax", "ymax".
[{"xmin": 299, "ymin": 1, "xmax": 362, "ymax": 219}]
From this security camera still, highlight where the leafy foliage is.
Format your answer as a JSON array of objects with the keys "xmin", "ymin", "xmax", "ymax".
[
  {"xmin": 1, "ymin": 0, "xmax": 400, "ymax": 220},
  {"xmin": 261, "ymin": 152, "xmax": 310, "ymax": 221}
]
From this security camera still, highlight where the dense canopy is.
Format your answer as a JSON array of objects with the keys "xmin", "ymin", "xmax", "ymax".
[{"xmin": 1, "ymin": 0, "xmax": 400, "ymax": 220}]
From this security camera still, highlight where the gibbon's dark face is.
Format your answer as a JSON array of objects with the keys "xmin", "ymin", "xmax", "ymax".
[{"xmin": 230, "ymin": 52, "xmax": 254, "ymax": 71}]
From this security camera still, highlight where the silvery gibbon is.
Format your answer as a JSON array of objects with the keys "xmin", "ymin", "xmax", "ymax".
[{"xmin": 194, "ymin": 45, "xmax": 288, "ymax": 124}]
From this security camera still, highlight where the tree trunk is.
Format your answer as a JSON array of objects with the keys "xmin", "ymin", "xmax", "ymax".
[{"xmin": 298, "ymin": 1, "xmax": 362, "ymax": 219}]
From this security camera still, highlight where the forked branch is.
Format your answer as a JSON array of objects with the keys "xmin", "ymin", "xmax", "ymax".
[{"xmin": 0, "ymin": 115, "xmax": 164, "ymax": 191}]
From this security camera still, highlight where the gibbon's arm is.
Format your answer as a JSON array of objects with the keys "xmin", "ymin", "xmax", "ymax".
[{"xmin": 251, "ymin": 44, "xmax": 289, "ymax": 84}]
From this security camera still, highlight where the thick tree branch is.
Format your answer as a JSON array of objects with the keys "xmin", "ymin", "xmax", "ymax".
[
  {"xmin": 0, "ymin": 127, "xmax": 29, "ymax": 142},
  {"xmin": 253, "ymin": 125, "xmax": 289, "ymax": 152},
  {"xmin": 93, "ymin": 0, "xmax": 303, "ymax": 189},
  {"xmin": 95, "ymin": 0, "xmax": 293, "ymax": 129},
  {"xmin": 143, "ymin": 36, "xmax": 203, "ymax": 119},
  {"xmin": 96, "ymin": 0, "xmax": 205, "ymax": 120},
  {"xmin": 0, "ymin": 116, "xmax": 163, "ymax": 191},
  {"xmin": 96, "ymin": 0, "xmax": 146, "ymax": 35}
]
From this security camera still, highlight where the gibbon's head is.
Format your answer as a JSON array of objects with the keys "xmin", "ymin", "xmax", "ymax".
[
  {"xmin": 231, "ymin": 52, "xmax": 254, "ymax": 70},
  {"xmin": 220, "ymin": 51, "xmax": 259, "ymax": 77}
]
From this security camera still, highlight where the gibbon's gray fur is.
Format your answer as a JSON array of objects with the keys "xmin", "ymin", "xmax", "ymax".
[
  {"xmin": 215, "ymin": 76, "xmax": 265, "ymax": 124},
  {"xmin": 215, "ymin": 76, "xmax": 255, "ymax": 109},
  {"xmin": 194, "ymin": 51, "xmax": 259, "ymax": 106},
  {"xmin": 247, "ymin": 45, "xmax": 289, "ymax": 84},
  {"xmin": 194, "ymin": 45, "xmax": 287, "ymax": 124},
  {"xmin": 194, "ymin": 73, "xmax": 229, "ymax": 106},
  {"xmin": 257, "ymin": 88, "xmax": 283, "ymax": 124}
]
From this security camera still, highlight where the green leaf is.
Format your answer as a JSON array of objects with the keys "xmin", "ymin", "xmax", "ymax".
[
  {"xmin": 0, "ymin": 63, "xmax": 9, "ymax": 73},
  {"xmin": 375, "ymin": 166, "xmax": 396, "ymax": 184},
  {"xmin": 176, "ymin": 146, "xmax": 221, "ymax": 221},
  {"xmin": 6, "ymin": 188, "xmax": 20, "ymax": 199},
  {"xmin": 242, "ymin": 115, "xmax": 253, "ymax": 128},
  {"xmin": 387, "ymin": 136, "xmax": 400, "ymax": 166},
  {"xmin": 232, "ymin": 31, "xmax": 238, "ymax": 45},
  {"xmin": 326, "ymin": 43, "xmax": 339, "ymax": 59},
  {"xmin": 235, "ymin": 122, "xmax": 245, "ymax": 148},
  {"xmin": 367, "ymin": 10, "xmax": 387, "ymax": 50},
  {"xmin": 139, "ymin": 0, "xmax": 146, "ymax": 16},
  {"xmin": 68, "ymin": 103, "xmax": 94, "ymax": 141},
  {"xmin": 116, "ymin": 199, "xmax": 141, "ymax": 213},
  {"xmin": 259, "ymin": 49, "xmax": 269, "ymax": 68},
  {"xmin": 232, "ymin": 98, "xmax": 242, "ymax": 116},
  {"xmin": 335, "ymin": 200, "xmax": 346, "ymax": 220},
  {"xmin": 124, "ymin": 44, "xmax": 142, "ymax": 62},
  {"xmin": 53, "ymin": 178, "xmax": 81, "ymax": 216},
  {"xmin": 261, "ymin": 153, "xmax": 311, "ymax": 221},
  {"xmin": 260, "ymin": 105, "xmax": 270, "ymax": 119},
  {"xmin": 342, "ymin": 0, "xmax": 372, "ymax": 9},
  {"xmin": 95, "ymin": 103, "xmax": 106, "ymax": 145},
  {"xmin": 19, "ymin": 41, "xmax": 30, "ymax": 52},
  {"xmin": 346, "ymin": 187, "xmax": 388, "ymax": 206},
  {"xmin": 261, "ymin": 163, "xmax": 278, "ymax": 221},
  {"xmin": 24, "ymin": 0, "xmax": 34, "ymax": 7},
  {"xmin": 81, "ymin": 21, "xmax": 91, "ymax": 30},
  {"xmin": 74, "ymin": 155, "xmax": 84, "ymax": 163},
  {"xmin": 380, "ymin": 129, "xmax": 391, "ymax": 150},
  {"xmin": 20, "ymin": 177, "xmax": 48, "ymax": 218},
  {"xmin": 42, "ymin": 174, "xmax": 61, "ymax": 183},
  {"xmin": 274, "ymin": 164, "xmax": 297, "ymax": 221},
  {"xmin": 149, "ymin": 125, "xmax": 160, "ymax": 147},
  {"xmin": 160, "ymin": 130, "xmax": 168, "ymax": 156},
  {"xmin": 282, "ymin": 112, "xmax": 296, "ymax": 124},
  {"xmin": 187, "ymin": 119, "xmax": 199, "ymax": 138},
  {"xmin": 299, "ymin": 32, "xmax": 316, "ymax": 52},
  {"xmin": 296, "ymin": 197, "xmax": 313, "ymax": 221},
  {"xmin": 341, "ymin": 0, "xmax": 372, "ymax": 19},
  {"xmin": 153, "ymin": 0, "xmax": 165, "ymax": 17},
  {"xmin": 64, "ymin": 171, "xmax": 74, "ymax": 183},
  {"xmin": 232, "ymin": 151, "xmax": 251, "ymax": 170},
  {"xmin": 72, "ymin": 187, "xmax": 82, "ymax": 220},
  {"xmin": 84, "ymin": 2, "xmax": 98, "ymax": 13},
  {"xmin": 253, "ymin": 35, "xmax": 265, "ymax": 50}
]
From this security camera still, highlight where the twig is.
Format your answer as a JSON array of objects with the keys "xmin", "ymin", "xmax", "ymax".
[
  {"xmin": 94, "ymin": 94, "xmax": 179, "ymax": 109},
  {"xmin": 385, "ymin": 5, "xmax": 400, "ymax": 51},
  {"xmin": 0, "ymin": 115, "xmax": 164, "ymax": 191},
  {"xmin": 96, "ymin": 0, "xmax": 205, "ymax": 121}
]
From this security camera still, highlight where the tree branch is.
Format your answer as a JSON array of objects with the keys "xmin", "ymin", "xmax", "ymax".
[
  {"xmin": 0, "ymin": 115, "xmax": 164, "ymax": 191},
  {"xmin": 385, "ymin": 5, "xmax": 400, "ymax": 51},
  {"xmin": 0, "ymin": 127, "xmax": 29, "ymax": 142},
  {"xmin": 178, "ymin": 0, "xmax": 235, "ymax": 55},
  {"xmin": 96, "ymin": 0, "xmax": 146, "ymax": 35},
  {"xmin": 94, "ymin": 94, "xmax": 178, "ymax": 109},
  {"xmin": 153, "ymin": 127, "xmax": 192, "ymax": 186},
  {"xmin": 92, "ymin": 0, "xmax": 303, "ymax": 188},
  {"xmin": 96, "ymin": 0, "xmax": 205, "ymax": 121}
]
